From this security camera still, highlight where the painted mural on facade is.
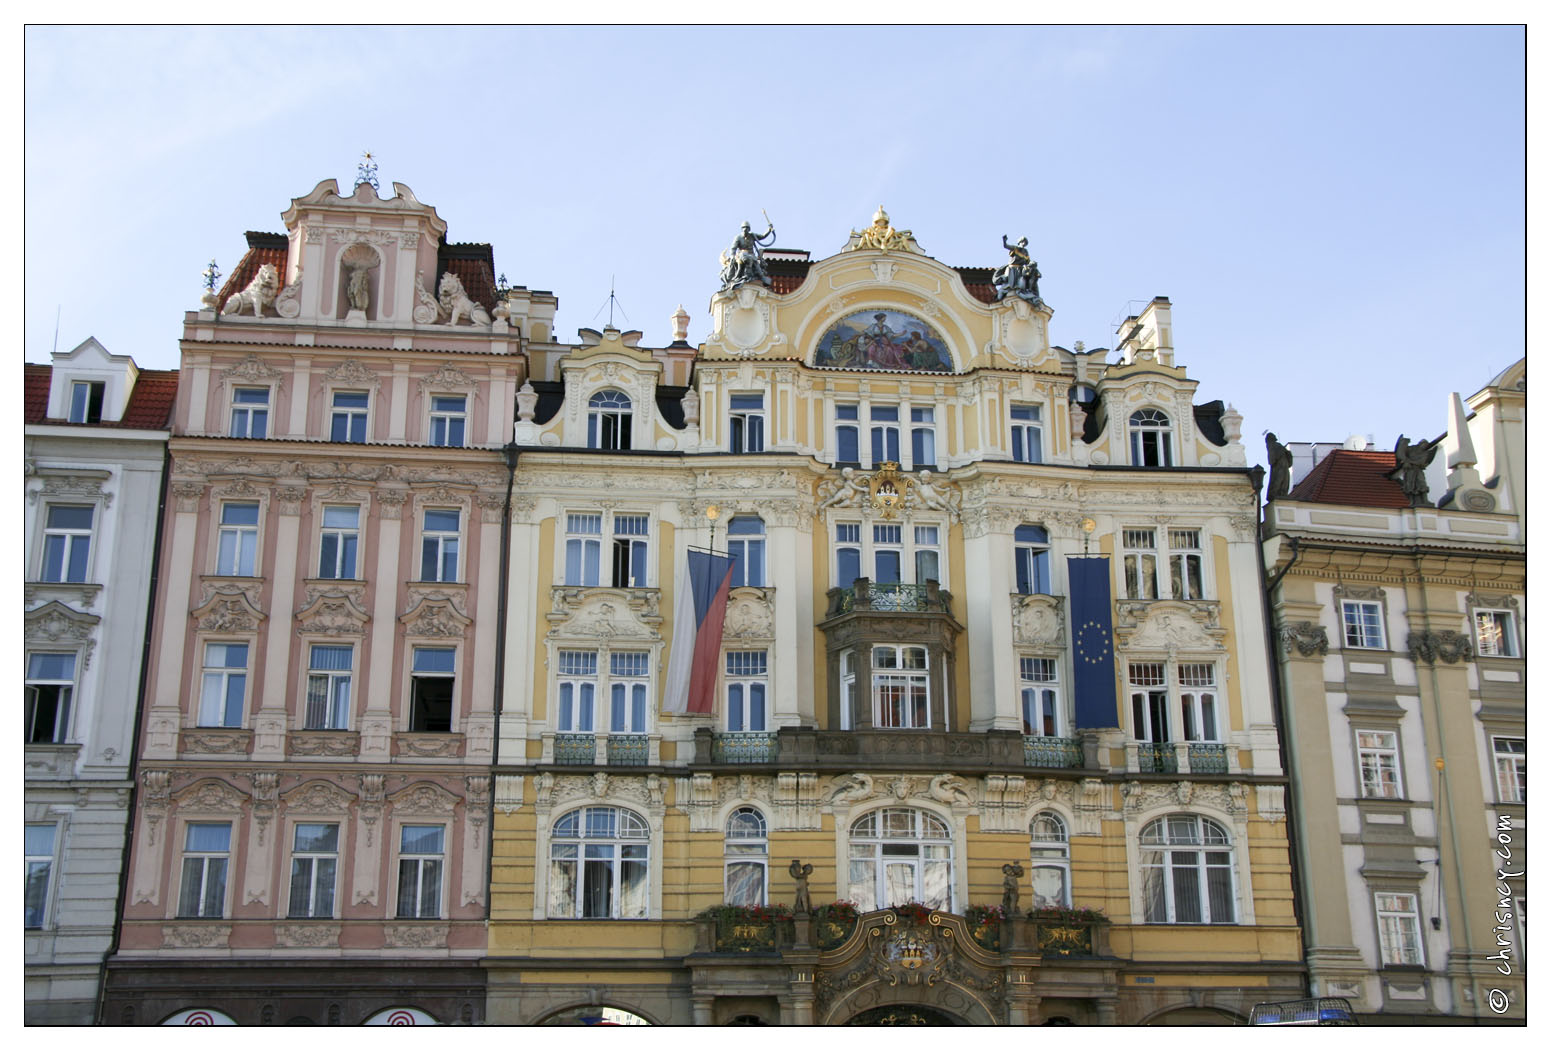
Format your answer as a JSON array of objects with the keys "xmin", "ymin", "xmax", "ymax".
[{"xmin": 813, "ymin": 310, "xmax": 952, "ymax": 372}]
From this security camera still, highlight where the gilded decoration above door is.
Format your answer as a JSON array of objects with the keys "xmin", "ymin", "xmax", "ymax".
[{"xmin": 813, "ymin": 310, "xmax": 953, "ymax": 372}]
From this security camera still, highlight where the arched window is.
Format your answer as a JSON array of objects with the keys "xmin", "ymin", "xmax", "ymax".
[
  {"xmin": 1029, "ymin": 813, "xmax": 1070, "ymax": 908},
  {"xmin": 1014, "ymin": 524, "xmax": 1050, "ymax": 595},
  {"xmin": 724, "ymin": 806, "xmax": 768, "ymax": 905},
  {"xmin": 548, "ymin": 806, "xmax": 650, "ymax": 918},
  {"xmin": 727, "ymin": 516, "xmax": 765, "ymax": 587},
  {"xmin": 1139, "ymin": 815, "xmax": 1235, "ymax": 924},
  {"xmin": 1128, "ymin": 408, "xmax": 1173, "ymax": 467},
  {"xmin": 847, "ymin": 807, "xmax": 952, "ymax": 912},
  {"xmin": 588, "ymin": 390, "xmax": 633, "ymax": 450}
]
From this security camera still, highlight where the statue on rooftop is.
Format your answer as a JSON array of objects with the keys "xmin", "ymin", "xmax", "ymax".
[
  {"xmin": 1389, "ymin": 434, "xmax": 1442, "ymax": 506},
  {"xmin": 222, "ymin": 263, "xmax": 280, "ymax": 319},
  {"xmin": 719, "ymin": 218, "xmax": 777, "ymax": 291},
  {"xmin": 993, "ymin": 235, "xmax": 1042, "ymax": 304},
  {"xmin": 438, "ymin": 271, "xmax": 491, "ymax": 327},
  {"xmin": 1265, "ymin": 433, "xmax": 1293, "ymax": 501}
]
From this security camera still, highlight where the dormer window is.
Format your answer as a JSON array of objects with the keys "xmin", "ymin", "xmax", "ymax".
[
  {"xmin": 1129, "ymin": 409, "xmax": 1173, "ymax": 467},
  {"xmin": 68, "ymin": 381, "xmax": 105, "ymax": 424},
  {"xmin": 588, "ymin": 390, "xmax": 632, "ymax": 450}
]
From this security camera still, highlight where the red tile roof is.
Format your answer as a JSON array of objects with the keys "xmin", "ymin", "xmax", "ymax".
[
  {"xmin": 216, "ymin": 232, "xmax": 290, "ymax": 314},
  {"xmin": 24, "ymin": 364, "xmax": 178, "ymax": 430},
  {"xmin": 953, "ymin": 267, "xmax": 997, "ymax": 304},
  {"xmin": 1287, "ymin": 449, "xmax": 1410, "ymax": 509}
]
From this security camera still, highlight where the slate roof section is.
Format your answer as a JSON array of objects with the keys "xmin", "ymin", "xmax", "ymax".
[
  {"xmin": 763, "ymin": 259, "xmax": 999, "ymax": 304},
  {"xmin": 24, "ymin": 364, "xmax": 179, "ymax": 430},
  {"xmin": 1286, "ymin": 448, "xmax": 1410, "ymax": 509}
]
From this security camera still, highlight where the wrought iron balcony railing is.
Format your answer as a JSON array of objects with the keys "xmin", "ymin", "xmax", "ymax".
[
  {"xmin": 1023, "ymin": 735, "xmax": 1084, "ymax": 769},
  {"xmin": 554, "ymin": 733, "xmax": 596, "ymax": 765},
  {"xmin": 1138, "ymin": 742, "xmax": 1178, "ymax": 774},
  {"xmin": 606, "ymin": 734, "xmax": 650, "ymax": 766},
  {"xmin": 1188, "ymin": 742, "xmax": 1229, "ymax": 774},
  {"xmin": 711, "ymin": 732, "xmax": 780, "ymax": 764},
  {"xmin": 825, "ymin": 578, "xmax": 954, "ymax": 617}
]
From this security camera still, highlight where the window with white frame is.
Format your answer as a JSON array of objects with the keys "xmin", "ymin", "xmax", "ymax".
[
  {"xmin": 1475, "ymin": 609, "xmax": 1517, "ymax": 657},
  {"xmin": 177, "ymin": 822, "xmax": 232, "ymax": 918},
  {"xmin": 835, "ymin": 523, "xmax": 862, "ymax": 588},
  {"xmin": 1029, "ymin": 813, "xmax": 1070, "ymax": 908},
  {"xmin": 834, "ymin": 404, "xmax": 860, "ymax": 463},
  {"xmin": 587, "ymin": 390, "xmax": 632, "ymax": 450},
  {"xmin": 564, "ymin": 513, "xmax": 603, "ymax": 586},
  {"xmin": 40, "ymin": 504, "xmax": 94, "ymax": 583},
  {"xmin": 1011, "ymin": 404, "xmax": 1043, "ymax": 464},
  {"xmin": 563, "ymin": 512, "xmax": 649, "ymax": 588},
  {"xmin": 1342, "ymin": 600, "xmax": 1386, "ymax": 649},
  {"xmin": 910, "ymin": 407, "xmax": 936, "ymax": 468},
  {"xmin": 833, "ymin": 521, "xmax": 946, "ymax": 590},
  {"xmin": 611, "ymin": 514, "xmax": 649, "ymax": 588},
  {"xmin": 304, "ymin": 645, "xmax": 353, "ymax": 730},
  {"xmin": 869, "ymin": 405, "xmax": 901, "ymax": 464},
  {"xmin": 25, "ymin": 652, "xmax": 75, "ymax": 745},
  {"xmin": 318, "ymin": 505, "xmax": 360, "ymax": 580},
  {"xmin": 548, "ymin": 806, "xmax": 650, "ymax": 919},
  {"xmin": 229, "ymin": 387, "xmax": 269, "ymax": 438},
  {"xmin": 1375, "ymin": 891, "xmax": 1424, "ymax": 966},
  {"xmin": 409, "ymin": 647, "xmax": 455, "ymax": 732},
  {"xmin": 287, "ymin": 823, "xmax": 339, "ymax": 918},
  {"xmin": 730, "ymin": 394, "xmax": 765, "ymax": 453},
  {"xmin": 1015, "ymin": 525, "xmax": 1051, "ymax": 595},
  {"xmin": 1139, "ymin": 815, "xmax": 1235, "ymax": 924},
  {"xmin": 1129, "ymin": 408, "xmax": 1174, "ymax": 467},
  {"xmin": 1020, "ymin": 657, "xmax": 1062, "ymax": 737},
  {"xmin": 330, "ymin": 390, "xmax": 369, "ymax": 443},
  {"xmin": 727, "ymin": 516, "xmax": 765, "ymax": 587},
  {"xmin": 428, "ymin": 395, "xmax": 467, "ymax": 448},
  {"xmin": 1129, "ymin": 662, "xmax": 1170, "ymax": 743},
  {"xmin": 873, "ymin": 645, "xmax": 930, "ymax": 729},
  {"xmin": 839, "ymin": 650, "xmax": 856, "ymax": 731},
  {"xmin": 1178, "ymin": 663, "xmax": 1219, "ymax": 742},
  {"xmin": 607, "ymin": 651, "xmax": 649, "ymax": 734},
  {"xmin": 1493, "ymin": 736, "xmax": 1526, "ymax": 803},
  {"xmin": 1356, "ymin": 730, "xmax": 1402, "ymax": 799},
  {"xmin": 915, "ymin": 525, "xmax": 942, "ymax": 584},
  {"xmin": 847, "ymin": 808, "xmax": 952, "ymax": 912},
  {"xmin": 420, "ymin": 509, "xmax": 460, "ymax": 582},
  {"xmin": 1122, "ymin": 528, "xmax": 1159, "ymax": 599},
  {"xmin": 216, "ymin": 502, "xmax": 259, "ymax": 576},
  {"xmin": 724, "ymin": 807, "xmax": 768, "ymax": 906},
  {"xmin": 873, "ymin": 523, "xmax": 903, "ymax": 584},
  {"xmin": 1121, "ymin": 527, "xmax": 1207, "ymax": 601},
  {"xmin": 556, "ymin": 650, "xmax": 598, "ymax": 732},
  {"xmin": 68, "ymin": 380, "xmax": 105, "ymax": 424},
  {"xmin": 725, "ymin": 650, "xmax": 767, "ymax": 732},
  {"xmin": 197, "ymin": 642, "xmax": 248, "ymax": 728},
  {"xmin": 1168, "ymin": 529, "xmax": 1204, "ymax": 600},
  {"xmin": 396, "ymin": 825, "xmax": 445, "ymax": 919},
  {"xmin": 24, "ymin": 824, "xmax": 57, "ymax": 929}
]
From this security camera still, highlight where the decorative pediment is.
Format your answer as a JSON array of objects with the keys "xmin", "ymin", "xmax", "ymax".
[
  {"xmin": 27, "ymin": 467, "xmax": 113, "ymax": 506},
  {"xmin": 283, "ymin": 778, "xmax": 357, "ymax": 812},
  {"xmin": 724, "ymin": 587, "xmax": 775, "ymax": 642},
  {"xmin": 218, "ymin": 353, "xmax": 285, "ymax": 393},
  {"xmin": 399, "ymin": 595, "xmax": 471, "ymax": 639},
  {"xmin": 173, "ymin": 777, "xmax": 248, "ymax": 813},
  {"xmin": 1011, "ymin": 594, "xmax": 1065, "ymax": 647},
  {"xmin": 25, "ymin": 600, "xmax": 100, "ymax": 645},
  {"xmin": 387, "ymin": 780, "xmax": 460, "ymax": 815},
  {"xmin": 546, "ymin": 587, "xmax": 661, "ymax": 642},
  {"xmin": 295, "ymin": 588, "xmax": 370, "ymax": 636},
  {"xmin": 1113, "ymin": 600, "xmax": 1225, "ymax": 653},
  {"xmin": 322, "ymin": 357, "xmax": 382, "ymax": 392},
  {"xmin": 192, "ymin": 586, "xmax": 267, "ymax": 634},
  {"xmin": 416, "ymin": 361, "xmax": 481, "ymax": 398}
]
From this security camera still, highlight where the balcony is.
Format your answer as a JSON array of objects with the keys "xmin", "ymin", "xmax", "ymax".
[
  {"xmin": 710, "ymin": 732, "xmax": 780, "ymax": 764},
  {"xmin": 1137, "ymin": 742, "xmax": 1177, "ymax": 773},
  {"xmin": 1128, "ymin": 741, "xmax": 1233, "ymax": 775},
  {"xmin": 825, "ymin": 578, "xmax": 953, "ymax": 618},
  {"xmin": 1023, "ymin": 735, "xmax": 1083, "ymax": 769},
  {"xmin": 694, "ymin": 727, "xmax": 1054, "ymax": 771},
  {"xmin": 606, "ymin": 734, "xmax": 649, "ymax": 766},
  {"xmin": 546, "ymin": 732, "xmax": 661, "ymax": 767},
  {"xmin": 554, "ymin": 733, "xmax": 595, "ymax": 765},
  {"xmin": 1187, "ymin": 742, "xmax": 1229, "ymax": 774}
]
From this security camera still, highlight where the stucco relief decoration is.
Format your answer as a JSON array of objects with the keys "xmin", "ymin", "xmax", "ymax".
[
  {"xmin": 1123, "ymin": 781, "xmax": 1235, "ymax": 818},
  {"xmin": 295, "ymin": 589, "xmax": 370, "ymax": 636},
  {"xmin": 1278, "ymin": 620, "xmax": 1329, "ymax": 658},
  {"xmin": 275, "ymin": 924, "xmax": 340, "ymax": 948},
  {"xmin": 30, "ymin": 470, "xmax": 112, "ymax": 506},
  {"xmin": 177, "ymin": 730, "xmax": 251, "ymax": 756},
  {"xmin": 723, "ymin": 588, "xmax": 775, "ymax": 641},
  {"xmin": 375, "ymin": 487, "xmax": 408, "ymax": 520},
  {"xmin": 140, "ymin": 769, "xmax": 172, "ymax": 847},
  {"xmin": 174, "ymin": 777, "xmax": 249, "ymax": 813},
  {"xmin": 1114, "ymin": 600, "xmax": 1225, "ymax": 652},
  {"xmin": 1407, "ymin": 630, "xmax": 1473, "ymax": 665},
  {"xmin": 546, "ymin": 591, "xmax": 658, "ymax": 643},
  {"xmin": 275, "ymin": 485, "xmax": 308, "ymax": 515},
  {"xmin": 399, "ymin": 596, "xmax": 471, "ymax": 639},
  {"xmin": 222, "ymin": 264, "xmax": 279, "ymax": 318},
  {"xmin": 1009, "ymin": 594, "xmax": 1065, "ymax": 648},
  {"xmin": 25, "ymin": 602, "xmax": 100, "ymax": 668},
  {"xmin": 384, "ymin": 923, "xmax": 449, "ymax": 948},
  {"xmin": 283, "ymin": 779, "xmax": 357, "ymax": 813},
  {"xmin": 827, "ymin": 772, "xmax": 876, "ymax": 807},
  {"xmin": 220, "ymin": 353, "xmax": 285, "ymax": 396},
  {"xmin": 417, "ymin": 362, "xmax": 481, "ymax": 399},
  {"xmin": 495, "ymin": 775, "xmax": 524, "ymax": 815},
  {"xmin": 928, "ymin": 774, "xmax": 975, "ymax": 807},
  {"xmin": 813, "ymin": 309, "xmax": 952, "ymax": 372},
  {"xmin": 388, "ymin": 781, "xmax": 460, "ymax": 816},
  {"xmin": 719, "ymin": 285, "xmax": 778, "ymax": 354},
  {"xmin": 192, "ymin": 587, "xmax": 267, "ymax": 634},
  {"xmin": 322, "ymin": 357, "xmax": 382, "ymax": 393},
  {"xmin": 477, "ymin": 491, "xmax": 506, "ymax": 524},
  {"xmin": 359, "ymin": 774, "xmax": 385, "ymax": 847},
  {"xmin": 438, "ymin": 272, "xmax": 491, "ymax": 327},
  {"xmin": 397, "ymin": 735, "xmax": 464, "ymax": 759},
  {"xmin": 287, "ymin": 732, "xmax": 359, "ymax": 758},
  {"xmin": 413, "ymin": 274, "xmax": 443, "ymax": 323},
  {"xmin": 993, "ymin": 294, "xmax": 1050, "ymax": 364},
  {"xmin": 274, "ymin": 268, "xmax": 302, "ymax": 318},
  {"xmin": 249, "ymin": 771, "xmax": 280, "ymax": 845},
  {"xmin": 163, "ymin": 924, "xmax": 233, "ymax": 949}
]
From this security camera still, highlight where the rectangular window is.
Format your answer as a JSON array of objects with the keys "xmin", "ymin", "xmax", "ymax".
[
  {"xmin": 869, "ymin": 405, "xmax": 900, "ymax": 465},
  {"xmin": 24, "ymin": 824, "xmax": 56, "ymax": 929},
  {"xmin": 1129, "ymin": 662, "xmax": 1169, "ymax": 742},
  {"xmin": 836, "ymin": 523, "xmax": 861, "ymax": 588},
  {"xmin": 557, "ymin": 650, "xmax": 597, "ymax": 732},
  {"xmin": 873, "ymin": 524, "xmax": 902, "ymax": 584},
  {"xmin": 1178, "ymin": 663, "xmax": 1218, "ymax": 742},
  {"xmin": 41, "ymin": 504, "xmax": 94, "ymax": 583},
  {"xmin": 1475, "ymin": 609, "xmax": 1517, "ymax": 657},
  {"xmin": 198, "ymin": 642, "xmax": 248, "ymax": 727},
  {"xmin": 839, "ymin": 649, "xmax": 855, "ymax": 731},
  {"xmin": 873, "ymin": 645, "xmax": 930, "ymax": 729},
  {"xmin": 1357, "ymin": 730, "xmax": 1403, "ymax": 799},
  {"xmin": 914, "ymin": 525, "xmax": 940, "ymax": 584},
  {"xmin": 420, "ymin": 509, "xmax": 460, "ymax": 582},
  {"xmin": 318, "ymin": 505, "xmax": 360, "ymax": 580},
  {"xmin": 1020, "ymin": 657, "xmax": 1061, "ymax": 736},
  {"xmin": 429, "ymin": 395, "xmax": 467, "ymax": 448},
  {"xmin": 1011, "ymin": 404, "xmax": 1043, "ymax": 464},
  {"xmin": 330, "ymin": 390, "xmax": 369, "ymax": 443},
  {"xmin": 611, "ymin": 514, "xmax": 649, "ymax": 588},
  {"xmin": 1342, "ymin": 600, "xmax": 1386, "ymax": 649},
  {"xmin": 409, "ymin": 647, "xmax": 455, "ymax": 732},
  {"xmin": 1014, "ymin": 525, "xmax": 1050, "ymax": 595},
  {"xmin": 396, "ymin": 825, "xmax": 444, "ymax": 919},
  {"xmin": 177, "ymin": 822, "xmax": 231, "ymax": 918},
  {"xmin": 25, "ymin": 652, "xmax": 75, "ymax": 744},
  {"xmin": 1168, "ymin": 529, "xmax": 1204, "ymax": 600},
  {"xmin": 725, "ymin": 650, "xmax": 768, "ymax": 732},
  {"xmin": 1375, "ymin": 892, "xmax": 1424, "ymax": 966},
  {"xmin": 835, "ymin": 404, "xmax": 859, "ymax": 464},
  {"xmin": 1494, "ymin": 737, "xmax": 1526, "ymax": 803},
  {"xmin": 564, "ymin": 513, "xmax": 603, "ymax": 586},
  {"xmin": 1122, "ymin": 529, "xmax": 1158, "ymax": 600},
  {"xmin": 287, "ymin": 823, "xmax": 339, "ymax": 918},
  {"xmin": 68, "ymin": 380, "xmax": 106, "ymax": 424},
  {"xmin": 229, "ymin": 386, "xmax": 269, "ymax": 439},
  {"xmin": 910, "ymin": 407, "xmax": 936, "ymax": 468},
  {"xmin": 608, "ymin": 651, "xmax": 649, "ymax": 733},
  {"xmin": 216, "ymin": 502, "xmax": 260, "ymax": 576},
  {"xmin": 730, "ymin": 393, "xmax": 765, "ymax": 453},
  {"xmin": 727, "ymin": 516, "xmax": 765, "ymax": 588},
  {"xmin": 305, "ymin": 645, "xmax": 353, "ymax": 730}
]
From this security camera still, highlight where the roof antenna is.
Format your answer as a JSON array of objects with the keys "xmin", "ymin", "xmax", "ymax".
[
  {"xmin": 593, "ymin": 277, "xmax": 629, "ymax": 329},
  {"xmin": 51, "ymin": 305, "xmax": 61, "ymax": 356}
]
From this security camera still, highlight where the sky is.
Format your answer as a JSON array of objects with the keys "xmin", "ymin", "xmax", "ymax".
[{"xmin": 22, "ymin": 25, "xmax": 1526, "ymax": 469}]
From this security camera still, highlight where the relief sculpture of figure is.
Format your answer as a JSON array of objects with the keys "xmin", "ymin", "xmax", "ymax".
[
  {"xmin": 719, "ymin": 219, "xmax": 777, "ymax": 291},
  {"xmin": 789, "ymin": 859, "xmax": 814, "ymax": 914},
  {"xmin": 1389, "ymin": 433, "xmax": 1442, "ymax": 506},
  {"xmin": 1265, "ymin": 432, "xmax": 1293, "ymax": 500},
  {"xmin": 992, "ymin": 235, "xmax": 1042, "ymax": 304}
]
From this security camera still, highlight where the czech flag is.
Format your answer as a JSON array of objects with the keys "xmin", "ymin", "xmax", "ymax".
[{"xmin": 663, "ymin": 549, "xmax": 737, "ymax": 715}]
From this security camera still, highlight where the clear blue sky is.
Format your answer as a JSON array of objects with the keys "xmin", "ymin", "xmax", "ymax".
[{"xmin": 24, "ymin": 26, "xmax": 1525, "ymax": 465}]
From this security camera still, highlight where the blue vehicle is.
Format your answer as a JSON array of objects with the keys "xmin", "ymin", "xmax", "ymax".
[{"xmin": 1248, "ymin": 998, "xmax": 1357, "ymax": 1025}]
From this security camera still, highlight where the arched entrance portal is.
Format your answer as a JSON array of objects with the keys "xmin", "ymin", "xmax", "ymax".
[{"xmin": 844, "ymin": 1004, "xmax": 966, "ymax": 1026}]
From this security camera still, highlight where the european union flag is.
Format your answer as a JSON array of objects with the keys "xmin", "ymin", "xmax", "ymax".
[{"xmin": 1067, "ymin": 557, "xmax": 1119, "ymax": 729}]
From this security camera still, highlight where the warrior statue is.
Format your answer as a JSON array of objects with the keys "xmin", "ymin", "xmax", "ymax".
[
  {"xmin": 719, "ymin": 218, "xmax": 776, "ymax": 291},
  {"xmin": 992, "ymin": 235, "xmax": 1042, "ymax": 303},
  {"xmin": 1389, "ymin": 434, "xmax": 1442, "ymax": 507},
  {"xmin": 1265, "ymin": 433, "xmax": 1293, "ymax": 500}
]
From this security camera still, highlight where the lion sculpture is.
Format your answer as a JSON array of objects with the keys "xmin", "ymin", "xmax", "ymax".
[
  {"xmin": 437, "ymin": 272, "xmax": 491, "ymax": 327},
  {"xmin": 222, "ymin": 263, "xmax": 280, "ymax": 318}
]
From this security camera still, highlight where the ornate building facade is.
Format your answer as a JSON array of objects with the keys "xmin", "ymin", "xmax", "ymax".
[
  {"xmin": 24, "ymin": 339, "xmax": 176, "ymax": 1023},
  {"xmin": 1264, "ymin": 361, "xmax": 1526, "ymax": 1022}
]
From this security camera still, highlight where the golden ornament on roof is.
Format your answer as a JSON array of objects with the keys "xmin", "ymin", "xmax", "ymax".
[{"xmin": 849, "ymin": 205, "xmax": 915, "ymax": 253}]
